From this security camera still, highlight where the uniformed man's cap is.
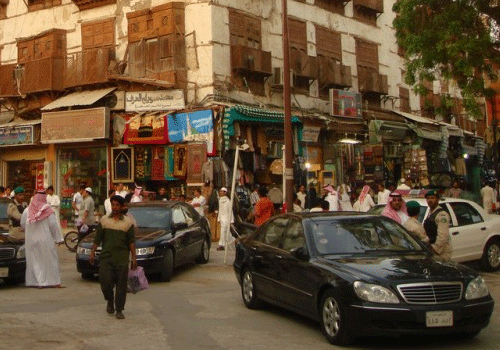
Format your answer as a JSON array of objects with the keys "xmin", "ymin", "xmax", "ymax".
[
  {"xmin": 13, "ymin": 186, "xmax": 24, "ymax": 194},
  {"xmin": 425, "ymin": 189, "xmax": 440, "ymax": 198}
]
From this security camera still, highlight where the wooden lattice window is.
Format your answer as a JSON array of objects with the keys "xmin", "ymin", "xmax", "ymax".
[
  {"xmin": 353, "ymin": 5, "xmax": 378, "ymax": 26},
  {"xmin": 229, "ymin": 9, "xmax": 262, "ymax": 49},
  {"xmin": 0, "ymin": 4, "xmax": 7, "ymax": 20},
  {"xmin": 316, "ymin": 0, "xmax": 345, "ymax": 15},
  {"xmin": 82, "ymin": 19, "xmax": 115, "ymax": 50},
  {"xmin": 399, "ymin": 87, "xmax": 410, "ymax": 112},
  {"xmin": 27, "ymin": 0, "xmax": 61, "ymax": 12},
  {"xmin": 355, "ymin": 39, "xmax": 378, "ymax": 72}
]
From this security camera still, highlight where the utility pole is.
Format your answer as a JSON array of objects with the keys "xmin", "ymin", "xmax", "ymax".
[
  {"xmin": 492, "ymin": 96, "xmax": 498, "ymax": 177},
  {"xmin": 282, "ymin": 0, "xmax": 294, "ymax": 212}
]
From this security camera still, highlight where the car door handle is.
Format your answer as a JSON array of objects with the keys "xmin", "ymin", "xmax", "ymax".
[
  {"xmin": 481, "ymin": 227, "xmax": 487, "ymax": 231},
  {"xmin": 276, "ymin": 255, "xmax": 283, "ymax": 260},
  {"xmin": 452, "ymin": 232, "xmax": 459, "ymax": 235}
]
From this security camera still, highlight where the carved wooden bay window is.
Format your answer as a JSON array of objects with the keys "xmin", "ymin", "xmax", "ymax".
[
  {"xmin": 229, "ymin": 9, "xmax": 271, "ymax": 96},
  {"xmin": 27, "ymin": 0, "xmax": 61, "ymax": 12},
  {"xmin": 16, "ymin": 29, "xmax": 66, "ymax": 93},
  {"xmin": 316, "ymin": 0, "xmax": 347, "ymax": 15},
  {"xmin": 65, "ymin": 18, "xmax": 115, "ymax": 88},
  {"xmin": 126, "ymin": 2, "xmax": 185, "ymax": 86},
  {"xmin": 288, "ymin": 18, "xmax": 317, "ymax": 92},
  {"xmin": 71, "ymin": 0, "xmax": 116, "ymax": 11},
  {"xmin": 399, "ymin": 87, "xmax": 410, "ymax": 113},
  {"xmin": 316, "ymin": 25, "xmax": 351, "ymax": 97},
  {"xmin": 355, "ymin": 38, "xmax": 388, "ymax": 96},
  {"xmin": 353, "ymin": 0, "xmax": 383, "ymax": 26},
  {"xmin": 0, "ymin": 0, "xmax": 7, "ymax": 20}
]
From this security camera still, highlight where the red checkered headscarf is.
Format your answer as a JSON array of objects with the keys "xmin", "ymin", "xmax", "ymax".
[
  {"xmin": 381, "ymin": 192, "xmax": 408, "ymax": 224},
  {"xmin": 27, "ymin": 192, "xmax": 54, "ymax": 224}
]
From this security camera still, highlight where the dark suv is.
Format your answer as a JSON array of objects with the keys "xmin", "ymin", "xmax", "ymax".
[{"xmin": 0, "ymin": 197, "xmax": 26, "ymax": 285}]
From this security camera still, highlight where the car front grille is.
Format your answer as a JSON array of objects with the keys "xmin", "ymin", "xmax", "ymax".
[
  {"xmin": 397, "ymin": 282, "xmax": 463, "ymax": 304},
  {"xmin": 0, "ymin": 247, "xmax": 16, "ymax": 260}
]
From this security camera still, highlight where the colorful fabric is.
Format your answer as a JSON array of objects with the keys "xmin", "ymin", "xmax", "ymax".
[
  {"xmin": 27, "ymin": 193, "xmax": 54, "ymax": 224},
  {"xmin": 254, "ymin": 197, "xmax": 274, "ymax": 227}
]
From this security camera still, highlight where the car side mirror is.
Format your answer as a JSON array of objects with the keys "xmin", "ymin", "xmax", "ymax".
[
  {"xmin": 290, "ymin": 246, "xmax": 309, "ymax": 261},
  {"xmin": 172, "ymin": 222, "xmax": 188, "ymax": 232}
]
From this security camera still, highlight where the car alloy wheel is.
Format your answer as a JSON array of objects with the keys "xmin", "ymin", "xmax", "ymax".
[
  {"xmin": 481, "ymin": 239, "xmax": 500, "ymax": 271},
  {"xmin": 241, "ymin": 270, "xmax": 261, "ymax": 309},
  {"xmin": 195, "ymin": 238, "xmax": 210, "ymax": 264},
  {"xmin": 320, "ymin": 290, "xmax": 353, "ymax": 345},
  {"xmin": 482, "ymin": 240, "xmax": 500, "ymax": 271}
]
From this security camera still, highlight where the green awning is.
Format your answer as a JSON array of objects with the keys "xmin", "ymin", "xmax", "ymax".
[{"xmin": 223, "ymin": 105, "xmax": 301, "ymax": 137}]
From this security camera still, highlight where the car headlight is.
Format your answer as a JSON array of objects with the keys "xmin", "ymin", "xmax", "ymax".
[
  {"xmin": 77, "ymin": 247, "xmax": 92, "ymax": 255},
  {"xmin": 465, "ymin": 276, "xmax": 490, "ymax": 300},
  {"xmin": 16, "ymin": 245, "xmax": 26, "ymax": 259},
  {"xmin": 354, "ymin": 281, "xmax": 400, "ymax": 304},
  {"xmin": 136, "ymin": 247, "xmax": 155, "ymax": 255}
]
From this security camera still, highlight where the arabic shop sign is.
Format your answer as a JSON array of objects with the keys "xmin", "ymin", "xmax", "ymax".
[
  {"xmin": 0, "ymin": 124, "xmax": 35, "ymax": 146},
  {"xmin": 125, "ymin": 90, "xmax": 186, "ymax": 112}
]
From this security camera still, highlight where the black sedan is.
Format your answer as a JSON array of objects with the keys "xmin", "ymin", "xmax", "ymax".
[
  {"xmin": 233, "ymin": 212, "xmax": 494, "ymax": 346},
  {"xmin": 0, "ymin": 197, "xmax": 26, "ymax": 285},
  {"xmin": 77, "ymin": 201, "xmax": 211, "ymax": 281}
]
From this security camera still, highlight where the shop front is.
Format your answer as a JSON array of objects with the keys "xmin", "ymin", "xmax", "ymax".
[
  {"xmin": 41, "ymin": 107, "xmax": 110, "ymax": 225},
  {"xmin": 0, "ymin": 120, "xmax": 50, "ymax": 199}
]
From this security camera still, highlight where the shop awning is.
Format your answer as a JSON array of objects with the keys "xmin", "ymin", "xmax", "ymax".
[
  {"xmin": 223, "ymin": 105, "xmax": 301, "ymax": 137},
  {"xmin": 0, "ymin": 111, "xmax": 15, "ymax": 125},
  {"xmin": 41, "ymin": 87, "xmax": 116, "ymax": 110},
  {"xmin": 440, "ymin": 122, "xmax": 463, "ymax": 137},
  {"xmin": 393, "ymin": 110, "xmax": 440, "ymax": 125}
]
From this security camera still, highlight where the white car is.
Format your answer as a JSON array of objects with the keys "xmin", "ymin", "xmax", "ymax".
[{"xmin": 368, "ymin": 198, "xmax": 500, "ymax": 271}]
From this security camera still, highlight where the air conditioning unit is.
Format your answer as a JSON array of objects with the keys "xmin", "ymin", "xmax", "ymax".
[
  {"xmin": 273, "ymin": 67, "xmax": 294, "ymax": 87},
  {"xmin": 107, "ymin": 91, "xmax": 125, "ymax": 110}
]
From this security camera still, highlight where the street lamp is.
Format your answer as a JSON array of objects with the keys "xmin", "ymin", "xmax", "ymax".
[{"xmin": 224, "ymin": 139, "xmax": 250, "ymax": 264}]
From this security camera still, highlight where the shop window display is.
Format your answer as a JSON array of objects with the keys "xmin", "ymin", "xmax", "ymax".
[
  {"xmin": 59, "ymin": 148, "xmax": 107, "ymax": 226},
  {"xmin": 7, "ymin": 160, "xmax": 41, "ymax": 201}
]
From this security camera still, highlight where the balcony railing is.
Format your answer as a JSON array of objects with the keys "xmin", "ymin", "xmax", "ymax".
[
  {"xmin": 0, "ymin": 64, "xmax": 19, "ymax": 97},
  {"xmin": 18, "ymin": 58, "xmax": 65, "ymax": 94},
  {"xmin": 65, "ymin": 47, "xmax": 116, "ymax": 88}
]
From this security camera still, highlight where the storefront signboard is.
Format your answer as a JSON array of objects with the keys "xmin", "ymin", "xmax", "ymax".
[
  {"xmin": 329, "ymin": 89, "xmax": 362, "ymax": 118},
  {"xmin": 125, "ymin": 90, "xmax": 185, "ymax": 112},
  {"xmin": 167, "ymin": 110, "xmax": 215, "ymax": 155},
  {"xmin": 41, "ymin": 107, "xmax": 109, "ymax": 143},
  {"xmin": 302, "ymin": 126, "xmax": 321, "ymax": 143},
  {"xmin": 0, "ymin": 124, "xmax": 35, "ymax": 146}
]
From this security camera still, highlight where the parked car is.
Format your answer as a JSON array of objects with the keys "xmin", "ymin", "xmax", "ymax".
[
  {"xmin": 233, "ymin": 212, "xmax": 494, "ymax": 346},
  {"xmin": 76, "ymin": 201, "xmax": 211, "ymax": 281},
  {"xmin": 0, "ymin": 197, "xmax": 26, "ymax": 285},
  {"xmin": 368, "ymin": 197, "xmax": 500, "ymax": 271}
]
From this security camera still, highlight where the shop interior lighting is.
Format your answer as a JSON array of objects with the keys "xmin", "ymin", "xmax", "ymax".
[{"xmin": 339, "ymin": 133, "xmax": 361, "ymax": 144}]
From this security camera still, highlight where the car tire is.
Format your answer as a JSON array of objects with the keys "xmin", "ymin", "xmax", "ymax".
[
  {"xmin": 480, "ymin": 239, "xmax": 500, "ymax": 271},
  {"xmin": 319, "ymin": 290, "xmax": 354, "ymax": 346},
  {"xmin": 241, "ymin": 269, "xmax": 262, "ymax": 309},
  {"xmin": 195, "ymin": 237, "xmax": 210, "ymax": 264},
  {"xmin": 160, "ymin": 248, "xmax": 174, "ymax": 282},
  {"xmin": 81, "ymin": 273, "xmax": 94, "ymax": 280}
]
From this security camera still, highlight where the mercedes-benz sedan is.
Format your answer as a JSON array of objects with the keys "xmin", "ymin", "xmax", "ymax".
[{"xmin": 233, "ymin": 212, "xmax": 494, "ymax": 346}]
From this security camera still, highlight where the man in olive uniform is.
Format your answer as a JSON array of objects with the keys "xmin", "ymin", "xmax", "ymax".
[
  {"xmin": 7, "ymin": 187, "xmax": 28, "ymax": 240},
  {"xmin": 423, "ymin": 190, "xmax": 452, "ymax": 261}
]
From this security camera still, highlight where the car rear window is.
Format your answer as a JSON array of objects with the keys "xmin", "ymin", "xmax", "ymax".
[
  {"xmin": 305, "ymin": 217, "xmax": 423, "ymax": 256},
  {"xmin": 128, "ymin": 207, "xmax": 171, "ymax": 228}
]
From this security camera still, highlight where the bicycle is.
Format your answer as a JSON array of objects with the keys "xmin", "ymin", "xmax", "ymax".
[{"xmin": 64, "ymin": 225, "xmax": 96, "ymax": 252}]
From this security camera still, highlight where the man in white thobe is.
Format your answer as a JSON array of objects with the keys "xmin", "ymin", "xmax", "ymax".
[
  {"xmin": 46, "ymin": 185, "xmax": 61, "ymax": 229},
  {"xmin": 481, "ymin": 182, "xmax": 496, "ymax": 214},
  {"xmin": 217, "ymin": 188, "xmax": 233, "ymax": 251},
  {"xmin": 21, "ymin": 191, "xmax": 64, "ymax": 288},
  {"xmin": 190, "ymin": 188, "xmax": 206, "ymax": 217}
]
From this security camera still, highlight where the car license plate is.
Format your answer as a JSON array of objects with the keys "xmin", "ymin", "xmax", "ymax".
[
  {"xmin": 0, "ymin": 267, "xmax": 8, "ymax": 278},
  {"xmin": 426, "ymin": 311, "xmax": 453, "ymax": 327}
]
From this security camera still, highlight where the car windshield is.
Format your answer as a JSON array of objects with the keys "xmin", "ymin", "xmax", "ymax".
[
  {"xmin": 0, "ymin": 202, "xmax": 8, "ymax": 220},
  {"xmin": 128, "ymin": 207, "xmax": 171, "ymax": 228},
  {"xmin": 306, "ymin": 217, "xmax": 423, "ymax": 256}
]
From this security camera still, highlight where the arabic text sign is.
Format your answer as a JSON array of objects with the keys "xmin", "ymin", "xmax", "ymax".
[
  {"xmin": 0, "ymin": 125, "xmax": 34, "ymax": 146},
  {"xmin": 41, "ymin": 107, "xmax": 109, "ymax": 143},
  {"xmin": 125, "ymin": 90, "xmax": 186, "ymax": 111}
]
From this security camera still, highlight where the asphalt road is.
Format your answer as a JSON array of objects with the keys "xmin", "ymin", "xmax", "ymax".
[{"xmin": 0, "ymin": 244, "xmax": 499, "ymax": 350}]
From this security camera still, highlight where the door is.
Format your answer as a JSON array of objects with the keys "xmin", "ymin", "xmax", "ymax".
[
  {"xmin": 277, "ymin": 218, "xmax": 320, "ymax": 316},
  {"xmin": 180, "ymin": 203, "xmax": 205, "ymax": 259},
  {"xmin": 171, "ymin": 205, "xmax": 191, "ymax": 265},
  {"xmin": 250, "ymin": 216, "xmax": 289, "ymax": 302},
  {"xmin": 447, "ymin": 202, "xmax": 487, "ymax": 261}
]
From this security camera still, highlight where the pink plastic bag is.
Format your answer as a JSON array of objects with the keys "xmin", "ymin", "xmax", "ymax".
[{"xmin": 127, "ymin": 266, "xmax": 149, "ymax": 294}]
